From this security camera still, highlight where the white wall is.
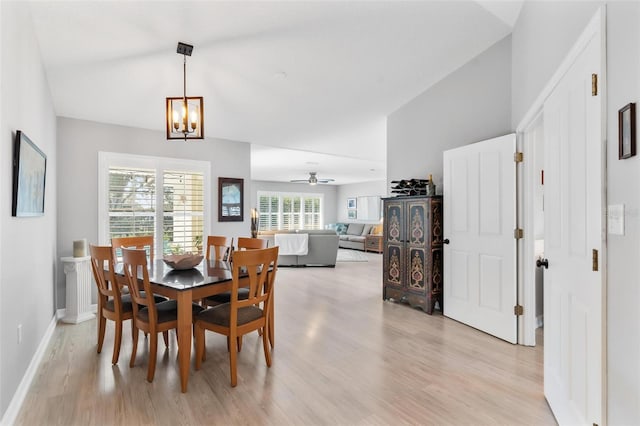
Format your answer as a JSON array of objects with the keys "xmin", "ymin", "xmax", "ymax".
[
  {"xmin": 0, "ymin": 0, "xmax": 4, "ymax": 413},
  {"xmin": 0, "ymin": 1, "xmax": 57, "ymax": 418},
  {"xmin": 336, "ymin": 180, "xmax": 386, "ymax": 223},
  {"xmin": 251, "ymin": 180, "xmax": 338, "ymax": 226},
  {"xmin": 512, "ymin": 2, "xmax": 639, "ymax": 423},
  {"xmin": 511, "ymin": 1, "xmax": 601, "ymax": 128},
  {"xmin": 57, "ymin": 117, "xmax": 251, "ymax": 308},
  {"xmin": 603, "ymin": 3, "xmax": 640, "ymax": 423},
  {"xmin": 387, "ymin": 35, "xmax": 512, "ymax": 194}
]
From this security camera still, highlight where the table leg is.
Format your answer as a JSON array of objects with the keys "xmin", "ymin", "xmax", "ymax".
[{"xmin": 177, "ymin": 290, "xmax": 192, "ymax": 393}]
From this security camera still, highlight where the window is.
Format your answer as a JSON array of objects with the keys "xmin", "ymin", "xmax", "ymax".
[
  {"xmin": 108, "ymin": 167, "xmax": 156, "ymax": 239},
  {"xmin": 99, "ymin": 152, "xmax": 210, "ymax": 258},
  {"xmin": 162, "ymin": 171, "xmax": 204, "ymax": 254},
  {"xmin": 257, "ymin": 191, "xmax": 323, "ymax": 231}
]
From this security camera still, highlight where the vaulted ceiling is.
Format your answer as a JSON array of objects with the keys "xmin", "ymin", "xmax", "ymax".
[{"xmin": 28, "ymin": 1, "xmax": 522, "ymax": 184}]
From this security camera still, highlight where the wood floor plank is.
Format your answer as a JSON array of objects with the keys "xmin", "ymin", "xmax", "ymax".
[{"xmin": 14, "ymin": 252, "xmax": 555, "ymax": 425}]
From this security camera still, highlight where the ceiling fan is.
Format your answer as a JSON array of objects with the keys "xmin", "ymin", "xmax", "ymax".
[{"xmin": 290, "ymin": 172, "xmax": 335, "ymax": 185}]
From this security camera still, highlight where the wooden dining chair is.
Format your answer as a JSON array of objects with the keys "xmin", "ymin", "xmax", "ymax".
[
  {"xmin": 236, "ymin": 237, "xmax": 273, "ymax": 346},
  {"xmin": 205, "ymin": 236, "xmax": 233, "ymax": 261},
  {"xmin": 205, "ymin": 237, "xmax": 265, "ymax": 310},
  {"xmin": 111, "ymin": 236, "xmax": 154, "ymax": 263},
  {"xmin": 89, "ymin": 244, "xmax": 132, "ymax": 365},
  {"xmin": 121, "ymin": 248, "xmax": 204, "ymax": 382},
  {"xmin": 195, "ymin": 246, "xmax": 279, "ymax": 387},
  {"xmin": 204, "ymin": 236, "xmax": 272, "ymax": 347},
  {"xmin": 201, "ymin": 236, "xmax": 235, "ymax": 307},
  {"xmin": 89, "ymin": 244, "xmax": 168, "ymax": 364}
]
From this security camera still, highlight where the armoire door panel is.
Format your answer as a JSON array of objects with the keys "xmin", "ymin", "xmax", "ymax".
[
  {"xmin": 385, "ymin": 244, "xmax": 404, "ymax": 288},
  {"xmin": 407, "ymin": 202, "xmax": 426, "ymax": 246},
  {"xmin": 407, "ymin": 247, "xmax": 426, "ymax": 291}
]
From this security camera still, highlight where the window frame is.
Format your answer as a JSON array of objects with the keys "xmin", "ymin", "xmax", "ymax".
[
  {"xmin": 98, "ymin": 152, "xmax": 211, "ymax": 258},
  {"xmin": 257, "ymin": 190, "xmax": 324, "ymax": 231}
]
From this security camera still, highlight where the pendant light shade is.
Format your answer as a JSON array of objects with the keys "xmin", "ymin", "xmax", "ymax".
[{"xmin": 166, "ymin": 42, "xmax": 204, "ymax": 140}]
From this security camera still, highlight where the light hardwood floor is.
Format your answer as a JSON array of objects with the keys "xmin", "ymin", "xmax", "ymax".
[{"xmin": 15, "ymin": 252, "xmax": 555, "ymax": 425}]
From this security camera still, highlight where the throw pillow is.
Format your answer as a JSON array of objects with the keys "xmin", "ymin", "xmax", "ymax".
[
  {"xmin": 371, "ymin": 224, "xmax": 383, "ymax": 235},
  {"xmin": 335, "ymin": 223, "xmax": 348, "ymax": 235},
  {"xmin": 346, "ymin": 223, "xmax": 365, "ymax": 235}
]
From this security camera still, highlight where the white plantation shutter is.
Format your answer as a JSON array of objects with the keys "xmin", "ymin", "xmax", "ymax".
[
  {"xmin": 100, "ymin": 153, "xmax": 210, "ymax": 257},
  {"xmin": 163, "ymin": 171, "xmax": 204, "ymax": 255},
  {"xmin": 304, "ymin": 197, "xmax": 321, "ymax": 229},
  {"xmin": 282, "ymin": 196, "xmax": 295, "ymax": 230},
  {"xmin": 259, "ymin": 195, "xmax": 279, "ymax": 231},
  {"xmin": 108, "ymin": 167, "xmax": 156, "ymax": 239},
  {"xmin": 257, "ymin": 191, "xmax": 323, "ymax": 231}
]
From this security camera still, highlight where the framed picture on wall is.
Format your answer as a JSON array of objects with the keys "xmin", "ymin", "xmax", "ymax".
[
  {"xmin": 348, "ymin": 209, "xmax": 357, "ymax": 219},
  {"xmin": 619, "ymin": 103, "xmax": 636, "ymax": 159},
  {"xmin": 12, "ymin": 130, "xmax": 46, "ymax": 217},
  {"xmin": 347, "ymin": 198, "xmax": 356, "ymax": 209},
  {"xmin": 218, "ymin": 177, "xmax": 244, "ymax": 222}
]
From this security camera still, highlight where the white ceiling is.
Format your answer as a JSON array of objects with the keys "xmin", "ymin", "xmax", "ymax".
[{"xmin": 27, "ymin": 1, "xmax": 521, "ymax": 185}]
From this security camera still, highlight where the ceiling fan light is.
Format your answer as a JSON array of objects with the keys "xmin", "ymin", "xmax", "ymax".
[{"xmin": 290, "ymin": 171, "xmax": 334, "ymax": 184}]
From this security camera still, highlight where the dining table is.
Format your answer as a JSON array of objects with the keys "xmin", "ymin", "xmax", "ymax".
[{"xmin": 114, "ymin": 258, "xmax": 258, "ymax": 393}]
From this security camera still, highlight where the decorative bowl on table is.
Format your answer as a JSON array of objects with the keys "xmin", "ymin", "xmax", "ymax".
[{"xmin": 162, "ymin": 254, "xmax": 204, "ymax": 270}]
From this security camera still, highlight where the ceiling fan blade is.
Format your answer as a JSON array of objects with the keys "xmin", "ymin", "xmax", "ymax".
[{"xmin": 290, "ymin": 172, "xmax": 335, "ymax": 184}]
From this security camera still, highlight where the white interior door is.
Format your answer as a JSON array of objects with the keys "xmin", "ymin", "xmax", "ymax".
[
  {"xmin": 443, "ymin": 134, "xmax": 517, "ymax": 343},
  {"xmin": 542, "ymin": 29, "xmax": 603, "ymax": 426}
]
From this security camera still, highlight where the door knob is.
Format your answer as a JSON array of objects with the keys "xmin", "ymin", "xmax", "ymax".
[
  {"xmin": 536, "ymin": 258, "xmax": 549, "ymax": 269},
  {"xmin": 443, "ymin": 238, "xmax": 450, "ymax": 244}
]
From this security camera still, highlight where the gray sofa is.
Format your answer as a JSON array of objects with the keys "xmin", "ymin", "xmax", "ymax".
[
  {"xmin": 258, "ymin": 230, "xmax": 339, "ymax": 266},
  {"xmin": 336, "ymin": 223, "xmax": 381, "ymax": 251}
]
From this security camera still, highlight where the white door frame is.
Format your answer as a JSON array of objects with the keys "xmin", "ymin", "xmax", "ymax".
[
  {"xmin": 516, "ymin": 6, "xmax": 607, "ymax": 345},
  {"xmin": 516, "ymin": 4, "xmax": 607, "ymax": 421},
  {"xmin": 518, "ymin": 111, "xmax": 544, "ymax": 345}
]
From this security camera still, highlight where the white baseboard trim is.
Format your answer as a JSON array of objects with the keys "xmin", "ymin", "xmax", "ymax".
[
  {"xmin": 1, "ymin": 315, "xmax": 57, "ymax": 426},
  {"xmin": 536, "ymin": 315, "xmax": 544, "ymax": 328},
  {"xmin": 56, "ymin": 303, "xmax": 98, "ymax": 320},
  {"xmin": 2, "ymin": 305, "xmax": 98, "ymax": 425}
]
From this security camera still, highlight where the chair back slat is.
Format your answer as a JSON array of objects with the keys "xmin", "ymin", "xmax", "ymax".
[
  {"xmin": 122, "ymin": 247, "xmax": 157, "ymax": 323},
  {"xmin": 89, "ymin": 244, "xmax": 122, "ymax": 308},
  {"xmin": 206, "ymin": 236, "xmax": 233, "ymax": 260},
  {"xmin": 237, "ymin": 237, "xmax": 268, "ymax": 250},
  {"xmin": 111, "ymin": 236, "xmax": 154, "ymax": 262}
]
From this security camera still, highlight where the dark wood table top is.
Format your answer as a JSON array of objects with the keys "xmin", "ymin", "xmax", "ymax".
[{"xmin": 116, "ymin": 259, "xmax": 234, "ymax": 291}]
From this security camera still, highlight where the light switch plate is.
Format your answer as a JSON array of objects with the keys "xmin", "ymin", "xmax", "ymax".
[{"xmin": 608, "ymin": 204, "xmax": 624, "ymax": 235}]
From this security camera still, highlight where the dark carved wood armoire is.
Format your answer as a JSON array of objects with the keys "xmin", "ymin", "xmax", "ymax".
[{"xmin": 382, "ymin": 195, "xmax": 443, "ymax": 314}]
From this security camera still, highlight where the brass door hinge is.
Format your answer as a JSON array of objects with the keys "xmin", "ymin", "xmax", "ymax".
[
  {"xmin": 592, "ymin": 249, "xmax": 599, "ymax": 271},
  {"xmin": 514, "ymin": 152, "xmax": 524, "ymax": 163},
  {"xmin": 514, "ymin": 228, "xmax": 524, "ymax": 239},
  {"xmin": 514, "ymin": 305, "xmax": 524, "ymax": 316},
  {"xmin": 592, "ymin": 74, "xmax": 598, "ymax": 96}
]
